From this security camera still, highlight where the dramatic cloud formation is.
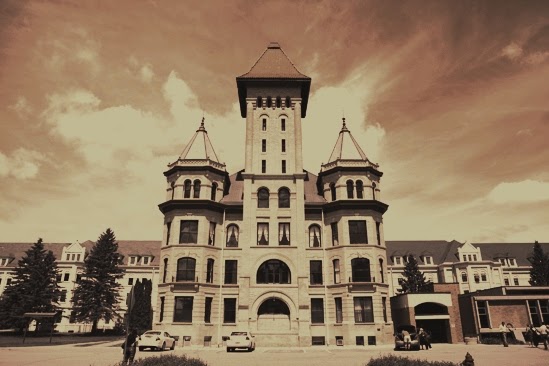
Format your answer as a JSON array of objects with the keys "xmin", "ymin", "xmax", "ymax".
[{"xmin": 0, "ymin": 0, "xmax": 548, "ymax": 243}]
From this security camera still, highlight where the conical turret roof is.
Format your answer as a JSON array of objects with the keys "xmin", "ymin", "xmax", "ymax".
[
  {"xmin": 178, "ymin": 117, "xmax": 221, "ymax": 162},
  {"xmin": 166, "ymin": 118, "xmax": 226, "ymax": 173},
  {"xmin": 321, "ymin": 118, "xmax": 379, "ymax": 172}
]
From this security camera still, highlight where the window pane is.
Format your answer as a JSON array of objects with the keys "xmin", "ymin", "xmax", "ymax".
[
  {"xmin": 174, "ymin": 297, "xmax": 193, "ymax": 322},
  {"xmin": 224, "ymin": 298, "xmax": 237, "ymax": 323},
  {"xmin": 279, "ymin": 223, "xmax": 290, "ymax": 245},
  {"xmin": 346, "ymin": 180, "xmax": 354, "ymax": 199},
  {"xmin": 353, "ymin": 297, "xmax": 373, "ymax": 323},
  {"xmin": 257, "ymin": 223, "xmax": 269, "ymax": 245},
  {"xmin": 335, "ymin": 297, "xmax": 343, "ymax": 323},
  {"xmin": 351, "ymin": 258, "xmax": 371, "ymax": 282},
  {"xmin": 204, "ymin": 297, "xmax": 212, "ymax": 323},
  {"xmin": 226, "ymin": 225, "xmax": 239, "ymax": 247},
  {"xmin": 179, "ymin": 220, "xmax": 198, "ymax": 244},
  {"xmin": 208, "ymin": 222, "xmax": 216, "ymax": 246},
  {"xmin": 331, "ymin": 223, "xmax": 339, "ymax": 246},
  {"xmin": 309, "ymin": 225, "xmax": 321, "ymax": 247},
  {"xmin": 310, "ymin": 260, "xmax": 323, "ymax": 285},
  {"xmin": 349, "ymin": 220, "xmax": 367, "ymax": 244},
  {"xmin": 176, "ymin": 258, "xmax": 196, "ymax": 281},
  {"xmin": 278, "ymin": 188, "xmax": 290, "ymax": 208},
  {"xmin": 257, "ymin": 260, "xmax": 291, "ymax": 284},
  {"xmin": 258, "ymin": 188, "xmax": 269, "ymax": 208},
  {"xmin": 311, "ymin": 298, "xmax": 324, "ymax": 324},
  {"xmin": 224, "ymin": 260, "xmax": 238, "ymax": 284}
]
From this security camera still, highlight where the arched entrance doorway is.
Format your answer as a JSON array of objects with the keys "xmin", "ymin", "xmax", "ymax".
[
  {"xmin": 257, "ymin": 297, "xmax": 291, "ymax": 331},
  {"xmin": 414, "ymin": 302, "xmax": 450, "ymax": 343}
]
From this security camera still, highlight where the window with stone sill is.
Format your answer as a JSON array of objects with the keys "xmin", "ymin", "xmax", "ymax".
[
  {"xmin": 309, "ymin": 225, "xmax": 321, "ymax": 247},
  {"xmin": 278, "ymin": 223, "xmax": 290, "ymax": 245},
  {"xmin": 226, "ymin": 224, "xmax": 239, "ymax": 247},
  {"xmin": 174, "ymin": 296, "xmax": 193, "ymax": 323}
]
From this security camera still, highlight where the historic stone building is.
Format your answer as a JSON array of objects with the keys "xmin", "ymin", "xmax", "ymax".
[{"xmin": 154, "ymin": 42, "xmax": 392, "ymax": 347}]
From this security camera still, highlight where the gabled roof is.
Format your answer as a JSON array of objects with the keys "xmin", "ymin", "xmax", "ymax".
[
  {"xmin": 327, "ymin": 118, "xmax": 369, "ymax": 162},
  {"xmin": 238, "ymin": 42, "xmax": 309, "ymax": 79},
  {"xmin": 177, "ymin": 118, "xmax": 221, "ymax": 162},
  {"xmin": 472, "ymin": 242, "xmax": 549, "ymax": 266},
  {"xmin": 385, "ymin": 240, "xmax": 463, "ymax": 265}
]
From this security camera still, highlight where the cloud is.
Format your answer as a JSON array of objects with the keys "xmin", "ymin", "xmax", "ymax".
[
  {"xmin": 487, "ymin": 180, "xmax": 549, "ymax": 204},
  {"xmin": 0, "ymin": 148, "xmax": 46, "ymax": 180},
  {"xmin": 139, "ymin": 64, "xmax": 155, "ymax": 83},
  {"xmin": 524, "ymin": 51, "xmax": 549, "ymax": 65},
  {"xmin": 501, "ymin": 42, "xmax": 523, "ymax": 60},
  {"xmin": 9, "ymin": 96, "xmax": 33, "ymax": 119}
]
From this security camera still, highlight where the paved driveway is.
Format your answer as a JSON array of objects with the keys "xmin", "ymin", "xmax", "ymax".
[{"xmin": 0, "ymin": 342, "xmax": 547, "ymax": 366}]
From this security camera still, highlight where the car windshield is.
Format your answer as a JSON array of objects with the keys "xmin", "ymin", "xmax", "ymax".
[
  {"xmin": 145, "ymin": 331, "xmax": 161, "ymax": 335},
  {"xmin": 231, "ymin": 332, "xmax": 248, "ymax": 336}
]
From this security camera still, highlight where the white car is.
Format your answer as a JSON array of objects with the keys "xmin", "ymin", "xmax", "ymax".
[
  {"xmin": 138, "ymin": 330, "xmax": 176, "ymax": 351},
  {"xmin": 226, "ymin": 331, "xmax": 255, "ymax": 352}
]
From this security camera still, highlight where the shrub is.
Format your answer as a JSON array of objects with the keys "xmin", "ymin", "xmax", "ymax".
[
  {"xmin": 112, "ymin": 354, "xmax": 208, "ymax": 366},
  {"xmin": 479, "ymin": 333, "xmax": 525, "ymax": 345},
  {"xmin": 366, "ymin": 355, "xmax": 458, "ymax": 366}
]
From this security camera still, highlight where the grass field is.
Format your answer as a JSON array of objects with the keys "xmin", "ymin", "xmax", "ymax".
[{"xmin": 0, "ymin": 332, "xmax": 124, "ymax": 347}]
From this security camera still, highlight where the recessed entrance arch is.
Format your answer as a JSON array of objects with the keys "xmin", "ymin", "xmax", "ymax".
[
  {"xmin": 414, "ymin": 302, "xmax": 450, "ymax": 343},
  {"xmin": 257, "ymin": 297, "xmax": 291, "ymax": 331}
]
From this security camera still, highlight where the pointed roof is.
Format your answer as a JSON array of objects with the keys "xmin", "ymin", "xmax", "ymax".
[
  {"xmin": 178, "ymin": 117, "xmax": 221, "ymax": 162},
  {"xmin": 238, "ymin": 42, "xmax": 310, "ymax": 79},
  {"xmin": 165, "ymin": 118, "xmax": 226, "ymax": 174},
  {"xmin": 327, "ymin": 118, "xmax": 370, "ymax": 163},
  {"xmin": 236, "ymin": 42, "xmax": 311, "ymax": 118}
]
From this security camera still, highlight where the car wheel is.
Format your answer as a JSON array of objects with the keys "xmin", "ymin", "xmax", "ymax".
[
  {"xmin": 170, "ymin": 341, "xmax": 175, "ymax": 350},
  {"xmin": 138, "ymin": 347, "xmax": 144, "ymax": 352},
  {"xmin": 161, "ymin": 342, "xmax": 166, "ymax": 351}
]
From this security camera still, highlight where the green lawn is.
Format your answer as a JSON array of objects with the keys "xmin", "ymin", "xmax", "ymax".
[{"xmin": 0, "ymin": 333, "xmax": 124, "ymax": 347}]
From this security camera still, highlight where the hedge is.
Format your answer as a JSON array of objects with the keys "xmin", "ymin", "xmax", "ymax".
[
  {"xmin": 112, "ymin": 354, "xmax": 208, "ymax": 366},
  {"xmin": 366, "ymin": 355, "xmax": 458, "ymax": 366}
]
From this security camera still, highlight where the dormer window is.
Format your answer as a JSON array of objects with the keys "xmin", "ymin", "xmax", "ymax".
[
  {"xmin": 0, "ymin": 258, "xmax": 10, "ymax": 266},
  {"xmin": 423, "ymin": 256, "xmax": 433, "ymax": 265},
  {"xmin": 394, "ymin": 256, "xmax": 402, "ymax": 265},
  {"xmin": 508, "ymin": 258, "xmax": 517, "ymax": 267},
  {"xmin": 142, "ymin": 256, "xmax": 151, "ymax": 265},
  {"xmin": 499, "ymin": 258, "xmax": 506, "ymax": 266},
  {"xmin": 129, "ymin": 256, "xmax": 138, "ymax": 266},
  {"xmin": 472, "ymin": 254, "xmax": 477, "ymax": 261}
]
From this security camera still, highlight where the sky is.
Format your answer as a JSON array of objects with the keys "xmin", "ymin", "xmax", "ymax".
[{"xmin": 1, "ymin": 0, "xmax": 548, "ymax": 244}]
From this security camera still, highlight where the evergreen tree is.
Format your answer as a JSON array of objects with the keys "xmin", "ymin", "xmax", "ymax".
[
  {"xmin": 528, "ymin": 241, "xmax": 549, "ymax": 286},
  {"xmin": 128, "ymin": 279, "xmax": 153, "ymax": 332},
  {"xmin": 400, "ymin": 255, "xmax": 433, "ymax": 293},
  {"xmin": 72, "ymin": 228, "xmax": 123, "ymax": 333},
  {"xmin": 0, "ymin": 238, "xmax": 61, "ymax": 331}
]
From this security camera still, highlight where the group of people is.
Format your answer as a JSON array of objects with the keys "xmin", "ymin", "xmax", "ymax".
[
  {"xmin": 418, "ymin": 328, "xmax": 432, "ymax": 350},
  {"xmin": 525, "ymin": 323, "xmax": 548, "ymax": 350}
]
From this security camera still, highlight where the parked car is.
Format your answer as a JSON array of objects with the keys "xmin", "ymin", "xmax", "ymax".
[
  {"xmin": 394, "ymin": 325, "xmax": 420, "ymax": 351},
  {"xmin": 226, "ymin": 331, "xmax": 256, "ymax": 352},
  {"xmin": 138, "ymin": 330, "xmax": 176, "ymax": 351}
]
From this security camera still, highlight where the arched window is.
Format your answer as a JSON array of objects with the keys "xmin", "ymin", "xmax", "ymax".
[
  {"xmin": 193, "ymin": 179, "xmax": 201, "ymax": 198},
  {"xmin": 256, "ymin": 259, "xmax": 291, "ymax": 284},
  {"xmin": 372, "ymin": 182, "xmax": 377, "ymax": 200},
  {"xmin": 257, "ymin": 96, "xmax": 262, "ymax": 108},
  {"xmin": 211, "ymin": 182, "xmax": 218, "ymax": 201},
  {"xmin": 258, "ymin": 188, "xmax": 269, "ymax": 208},
  {"xmin": 309, "ymin": 225, "xmax": 321, "ymax": 247},
  {"xmin": 278, "ymin": 187, "xmax": 290, "ymax": 208},
  {"xmin": 176, "ymin": 257, "xmax": 196, "ymax": 282},
  {"xmin": 330, "ymin": 183, "xmax": 336, "ymax": 201},
  {"xmin": 351, "ymin": 258, "xmax": 371, "ymax": 282},
  {"xmin": 461, "ymin": 272, "xmax": 468, "ymax": 282},
  {"xmin": 276, "ymin": 96, "xmax": 281, "ymax": 108},
  {"xmin": 481, "ymin": 272, "xmax": 487, "ymax": 282},
  {"xmin": 184, "ymin": 180, "xmax": 191, "ymax": 198},
  {"xmin": 206, "ymin": 258, "xmax": 214, "ymax": 283},
  {"xmin": 226, "ymin": 224, "xmax": 239, "ymax": 247},
  {"xmin": 356, "ymin": 180, "xmax": 364, "ymax": 199},
  {"xmin": 163, "ymin": 258, "xmax": 168, "ymax": 283},
  {"xmin": 285, "ymin": 96, "xmax": 291, "ymax": 108},
  {"xmin": 474, "ymin": 272, "xmax": 480, "ymax": 283},
  {"xmin": 333, "ymin": 259, "xmax": 340, "ymax": 284},
  {"xmin": 267, "ymin": 96, "xmax": 272, "ymax": 108},
  {"xmin": 346, "ymin": 180, "xmax": 354, "ymax": 199},
  {"xmin": 379, "ymin": 258, "xmax": 384, "ymax": 283}
]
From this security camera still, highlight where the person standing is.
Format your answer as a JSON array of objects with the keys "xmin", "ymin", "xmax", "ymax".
[
  {"xmin": 122, "ymin": 329, "xmax": 138, "ymax": 365},
  {"xmin": 402, "ymin": 329, "xmax": 411, "ymax": 350},
  {"xmin": 499, "ymin": 322, "xmax": 509, "ymax": 347},
  {"xmin": 538, "ymin": 323, "xmax": 548, "ymax": 350}
]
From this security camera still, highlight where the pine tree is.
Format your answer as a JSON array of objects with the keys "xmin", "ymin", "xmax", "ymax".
[
  {"xmin": 400, "ymin": 255, "xmax": 433, "ymax": 293},
  {"xmin": 72, "ymin": 228, "xmax": 124, "ymax": 333},
  {"xmin": 528, "ymin": 241, "xmax": 549, "ymax": 286},
  {"xmin": 128, "ymin": 279, "xmax": 153, "ymax": 332},
  {"xmin": 0, "ymin": 238, "xmax": 61, "ymax": 331}
]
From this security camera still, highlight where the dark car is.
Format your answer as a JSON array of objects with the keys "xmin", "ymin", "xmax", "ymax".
[{"xmin": 394, "ymin": 325, "xmax": 420, "ymax": 351}]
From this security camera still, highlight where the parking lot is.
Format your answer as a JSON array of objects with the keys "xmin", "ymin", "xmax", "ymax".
[{"xmin": 0, "ymin": 342, "xmax": 547, "ymax": 366}]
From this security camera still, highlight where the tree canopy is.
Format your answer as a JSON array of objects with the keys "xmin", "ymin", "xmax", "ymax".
[
  {"xmin": 528, "ymin": 241, "xmax": 549, "ymax": 286},
  {"xmin": 71, "ymin": 228, "xmax": 123, "ymax": 333},
  {"xmin": 0, "ymin": 238, "xmax": 61, "ymax": 331},
  {"xmin": 128, "ymin": 278, "xmax": 153, "ymax": 332},
  {"xmin": 399, "ymin": 255, "xmax": 433, "ymax": 293}
]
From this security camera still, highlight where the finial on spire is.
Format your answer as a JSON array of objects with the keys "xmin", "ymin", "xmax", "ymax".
[
  {"xmin": 342, "ymin": 116, "xmax": 347, "ymax": 129},
  {"xmin": 201, "ymin": 116, "xmax": 205, "ymax": 128}
]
